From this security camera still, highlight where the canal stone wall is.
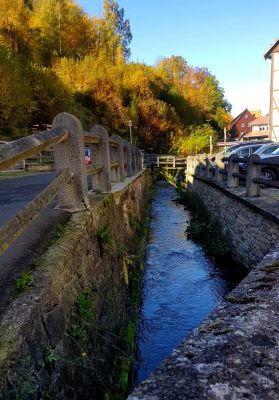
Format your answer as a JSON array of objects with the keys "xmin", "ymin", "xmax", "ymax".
[
  {"xmin": 185, "ymin": 174, "xmax": 279, "ymax": 270},
  {"xmin": 128, "ymin": 174, "xmax": 279, "ymax": 400},
  {"xmin": 0, "ymin": 170, "xmax": 152, "ymax": 399},
  {"xmin": 128, "ymin": 243, "xmax": 279, "ymax": 400}
]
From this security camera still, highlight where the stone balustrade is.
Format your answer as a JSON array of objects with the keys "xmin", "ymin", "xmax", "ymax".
[
  {"xmin": 0, "ymin": 112, "xmax": 143, "ymax": 254},
  {"xmin": 186, "ymin": 152, "xmax": 279, "ymax": 197}
]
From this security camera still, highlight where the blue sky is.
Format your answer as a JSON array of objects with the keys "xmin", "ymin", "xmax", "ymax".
[{"xmin": 77, "ymin": 0, "xmax": 279, "ymax": 117}]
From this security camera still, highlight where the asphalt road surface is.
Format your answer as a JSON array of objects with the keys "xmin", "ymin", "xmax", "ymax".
[{"xmin": 0, "ymin": 172, "xmax": 56, "ymax": 227}]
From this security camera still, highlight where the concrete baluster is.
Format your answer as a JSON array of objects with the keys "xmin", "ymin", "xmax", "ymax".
[
  {"xmin": 191, "ymin": 156, "xmax": 195, "ymax": 174},
  {"xmin": 124, "ymin": 140, "xmax": 132, "ymax": 177},
  {"xmin": 111, "ymin": 134, "xmax": 124, "ymax": 182},
  {"xmin": 246, "ymin": 154, "xmax": 261, "ymax": 197},
  {"xmin": 194, "ymin": 155, "xmax": 200, "ymax": 176},
  {"xmin": 227, "ymin": 154, "xmax": 240, "ymax": 188},
  {"xmin": 200, "ymin": 154, "xmax": 207, "ymax": 177},
  {"xmin": 131, "ymin": 145, "xmax": 137, "ymax": 175},
  {"xmin": 186, "ymin": 156, "xmax": 191, "ymax": 175},
  {"xmin": 135, "ymin": 148, "xmax": 139, "ymax": 172},
  {"xmin": 52, "ymin": 112, "xmax": 89, "ymax": 212},
  {"xmin": 214, "ymin": 154, "xmax": 223, "ymax": 183},
  {"xmin": 90, "ymin": 125, "xmax": 111, "ymax": 192},
  {"xmin": 206, "ymin": 157, "xmax": 212, "ymax": 179},
  {"xmin": 137, "ymin": 149, "xmax": 143, "ymax": 171},
  {"xmin": 190, "ymin": 156, "xmax": 194, "ymax": 175}
]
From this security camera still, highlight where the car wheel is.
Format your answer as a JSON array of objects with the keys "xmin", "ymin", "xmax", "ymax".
[{"xmin": 260, "ymin": 168, "xmax": 276, "ymax": 182}]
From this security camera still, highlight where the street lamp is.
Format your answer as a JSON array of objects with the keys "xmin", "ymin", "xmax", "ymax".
[{"xmin": 128, "ymin": 120, "xmax": 133, "ymax": 144}]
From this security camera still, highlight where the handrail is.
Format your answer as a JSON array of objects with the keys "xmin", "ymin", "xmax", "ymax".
[
  {"xmin": 0, "ymin": 126, "xmax": 69, "ymax": 171},
  {"xmin": 109, "ymin": 138, "xmax": 119, "ymax": 148},
  {"xmin": 110, "ymin": 162, "xmax": 120, "ymax": 168},
  {"xmin": 84, "ymin": 134, "xmax": 100, "ymax": 144},
  {"xmin": 87, "ymin": 166, "xmax": 103, "ymax": 176}
]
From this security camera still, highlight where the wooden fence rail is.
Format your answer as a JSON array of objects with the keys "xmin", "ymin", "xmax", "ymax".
[{"xmin": 144, "ymin": 153, "xmax": 187, "ymax": 169}]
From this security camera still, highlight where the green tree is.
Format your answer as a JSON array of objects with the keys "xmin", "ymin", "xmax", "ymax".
[
  {"xmin": 103, "ymin": 0, "xmax": 132, "ymax": 62},
  {"xmin": 173, "ymin": 124, "xmax": 217, "ymax": 155}
]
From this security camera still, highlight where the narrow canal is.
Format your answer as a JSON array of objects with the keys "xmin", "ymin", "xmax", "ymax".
[{"xmin": 133, "ymin": 181, "xmax": 242, "ymax": 384}]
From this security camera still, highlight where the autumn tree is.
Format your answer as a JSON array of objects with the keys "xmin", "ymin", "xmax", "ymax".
[{"xmin": 0, "ymin": 0, "xmax": 231, "ymax": 151}]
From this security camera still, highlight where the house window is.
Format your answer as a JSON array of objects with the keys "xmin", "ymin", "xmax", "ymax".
[
  {"xmin": 241, "ymin": 123, "xmax": 245, "ymax": 128},
  {"xmin": 245, "ymin": 114, "xmax": 248, "ymax": 118}
]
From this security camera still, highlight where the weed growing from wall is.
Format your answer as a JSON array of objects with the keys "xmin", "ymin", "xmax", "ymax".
[
  {"xmin": 178, "ymin": 190, "xmax": 229, "ymax": 258},
  {"xmin": 13, "ymin": 271, "xmax": 33, "ymax": 296}
]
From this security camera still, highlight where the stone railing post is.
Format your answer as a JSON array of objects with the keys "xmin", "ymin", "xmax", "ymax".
[
  {"xmin": 111, "ymin": 134, "xmax": 124, "ymax": 182},
  {"xmin": 90, "ymin": 125, "xmax": 111, "ymax": 192},
  {"xmin": 52, "ymin": 113, "xmax": 89, "ymax": 212},
  {"xmin": 131, "ymin": 145, "xmax": 137, "ymax": 175},
  {"xmin": 186, "ymin": 156, "xmax": 191, "ymax": 175},
  {"xmin": 214, "ymin": 154, "xmax": 224, "ymax": 183},
  {"xmin": 136, "ymin": 148, "xmax": 143, "ymax": 172},
  {"xmin": 190, "ymin": 156, "xmax": 195, "ymax": 175},
  {"xmin": 193, "ymin": 155, "xmax": 200, "ymax": 176},
  {"xmin": 227, "ymin": 154, "xmax": 240, "ymax": 188},
  {"xmin": 134, "ymin": 148, "xmax": 139, "ymax": 172},
  {"xmin": 124, "ymin": 140, "xmax": 132, "ymax": 177},
  {"xmin": 200, "ymin": 154, "xmax": 207, "ymax": 177},
  {"xmin": 246, "ymin": 154, "xmax": 261, "ymax": 197},
  {"xmin": 206, "ymin": 156, "xmax": 213, "ymax": 179}
]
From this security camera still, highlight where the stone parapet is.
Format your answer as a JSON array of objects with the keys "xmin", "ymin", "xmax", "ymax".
[{"xmin": 186, "ymin": 175, "xmax": 279, "ymax": 270}]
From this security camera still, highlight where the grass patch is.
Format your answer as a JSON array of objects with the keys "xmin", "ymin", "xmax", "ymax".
[
  {"xmin": 13, "ymin": 272, "xmax": 33, "ymax": 295},
  {"xmin": 97, "ymin": 225, "xmax": 112, "ymax": 246},
  {"xmin": 48, "ymin": 223, "xmax": 67, "ymax": 246}
]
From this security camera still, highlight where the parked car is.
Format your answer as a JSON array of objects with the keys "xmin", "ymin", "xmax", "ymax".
[
  {"xmin": 217, "ymin": 140, "xmax": 270, "ymax": 158},
  {"xmin": 259, "ymin": 150, "xmax": 279, "ymax": 181},
  {"xmin": 239, "ymin": 143, "xmax": 279, "ymax": 181}
]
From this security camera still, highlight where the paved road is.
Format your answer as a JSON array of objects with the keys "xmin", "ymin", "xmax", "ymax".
[{"xmin": 0, "ymin": 173, "xmax": 56, "ymax": 227}]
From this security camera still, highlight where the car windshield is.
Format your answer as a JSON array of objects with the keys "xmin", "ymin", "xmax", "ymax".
[
  {"xmin": 221, "ymin": 146, "xmax": 240, "ymax": 156},
  {"xmin": 271, "ymin": 147, "xmax": 279, "ymax": 155},
  {"xmin": 255, "ymin": 144, "xmax": 279, "ymax": 155}
]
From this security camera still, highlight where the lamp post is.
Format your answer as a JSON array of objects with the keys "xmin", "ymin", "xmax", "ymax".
[{"xmin": 128, "ymin": 120, "xmax": 133, "ymax": 144}]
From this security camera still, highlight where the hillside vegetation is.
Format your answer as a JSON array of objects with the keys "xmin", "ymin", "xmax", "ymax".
[{"xmin": 0, "ymin": 0, "xmax": 231, "ymax": 153}]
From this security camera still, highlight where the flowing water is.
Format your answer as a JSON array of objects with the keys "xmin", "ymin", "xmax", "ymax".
[{"xmin": 134, "ymin": 181, "xmax": 241, "ymax": 384}]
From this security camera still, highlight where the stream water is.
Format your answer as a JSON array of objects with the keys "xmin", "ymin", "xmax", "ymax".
[{"xmin": 133, "ymin": 181, "xmax": 241, "ymax": 384}]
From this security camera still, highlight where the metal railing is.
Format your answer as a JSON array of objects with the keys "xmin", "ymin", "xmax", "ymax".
[
  {"xmin": 0, "ymin": 113, "xmax": 143, "ymax": 254},
  {"xmin": 186, "ymin": 153, "xmax": 279, "ymax": 197}
]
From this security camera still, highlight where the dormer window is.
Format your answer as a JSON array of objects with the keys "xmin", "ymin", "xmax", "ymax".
[{"xmin": 245, "ymin": 114, "xmax": 248, "ymax": 118}]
